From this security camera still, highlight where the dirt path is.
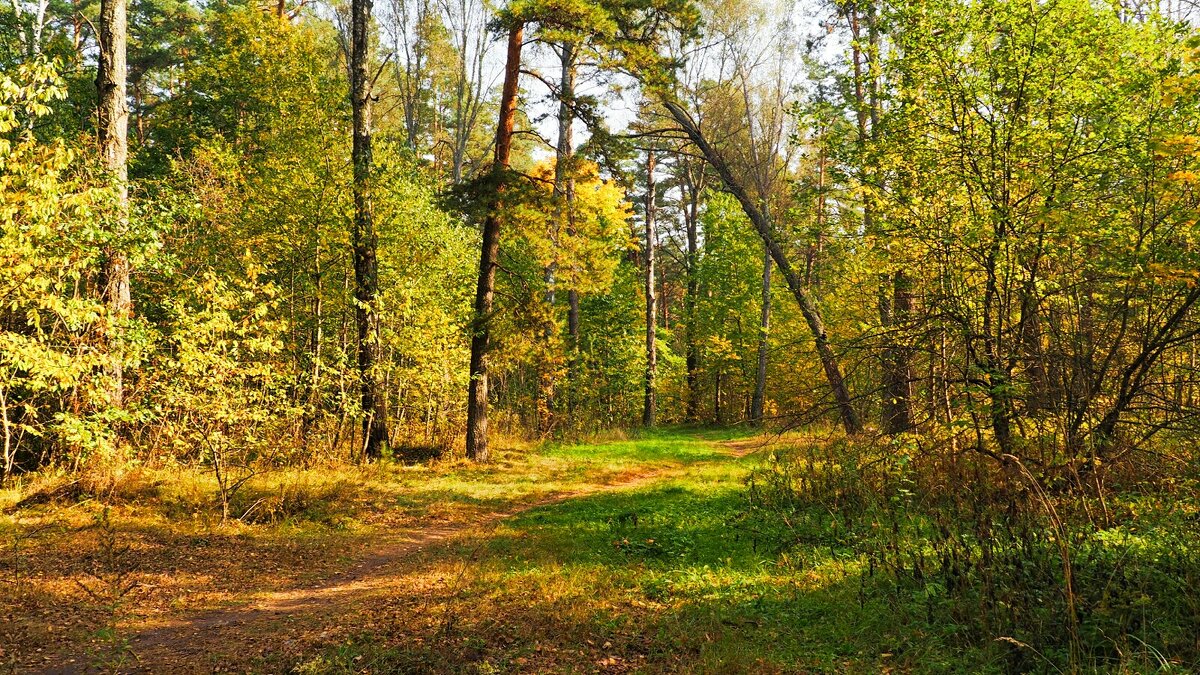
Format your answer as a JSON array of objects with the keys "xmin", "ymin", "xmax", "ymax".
[{"xmin": 32, "ymin": 437, "xmax": 755, "ymax": 673}]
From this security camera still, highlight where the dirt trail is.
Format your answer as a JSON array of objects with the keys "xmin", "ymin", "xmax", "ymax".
[
  {"xmin": 718, "ymin": 436, "xmax": 775, "ymax": 458},
  {"xmin": 34, "ymin": 438, "xmax": 754, "ymax": 673}
]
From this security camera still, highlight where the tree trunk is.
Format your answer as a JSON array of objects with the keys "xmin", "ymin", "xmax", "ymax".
[
  {"xmin": 714, "ymin": 371, "xmax": 722, "ymax": 424},
  {"xmin": 537, "ymin": 40, "xmax": 575, "ymax": 433},
  {"xmin": 350, "ymin": 0, "xmax": 390, "ymax": 459},
  {"xmin": 563, "ymin": 43, "xmax": 581, "ymax": 402},
  {"xmin": 882, "ymin": 270, "xmax": 914, "ymax": 433},
  {"xmin": 98, "ymin": 0, "xmax": 131, "ymax": 409},
  {"xmin": 683, "ymin": 164, "xmax": 701, "ymax": 422},
  {"xmin": 750, "ymin": 246, "xmax": 771, "ymax": 424},
  {"xmin": 643, "ymin": 150, "xmax": 657, "ymax": 428},
  {"xmin": 982, "ymin": 239, "xmax": 1013, "ymax": 455},
  {"xmin": 555, "ymin": 42, "xmax": 576, "ymax": 212},
  {"xmin": 567, "ymin": 289, "xmax": 579, "ymax": 391},
  {"xmin": 663, "ymin": 101, "xmax": 861, "ymax": 435},
  {"xmin": 849, "ymin": 4, "xmax": 912, "ymax": 435},
  {"xmin": 805, "ymin": 144, "xmax": 827, "ymax": 287},
  {"xmin": 465, "ymin": 23, "xmax": 523, "ymax": 462}
]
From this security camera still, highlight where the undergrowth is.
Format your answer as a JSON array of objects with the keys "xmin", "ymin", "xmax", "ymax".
[{"xmin": 741, "ymin": 434, "xmax": 1200, "ymax": 673}]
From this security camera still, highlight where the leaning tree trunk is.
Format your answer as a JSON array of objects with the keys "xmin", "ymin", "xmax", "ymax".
[
  {"xmin": 97, "ymin": 0, "xmax": 131, "ymax": 408},
  {"xmin": 350, "ymin": 0, "xmax": 389, "ymax": 459},
  {"xmin": 664, "ymin": 100, "xmax": 861, "ymax": 435},
  {"xmin": 465, "ymin": 23, "xmax": 524, "ymax": 462},
  {"xmin": 642, "ymin": 150, "xmax": 657, "ymax": 428},
  {"xmin": 750, "ymin": 246, "xmax": 771, "ymax": 424}
]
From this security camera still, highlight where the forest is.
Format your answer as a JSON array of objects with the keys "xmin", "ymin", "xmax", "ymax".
[{"xmin": 3, "ymin": 0, "xmax": 1200, "ymax": 670}]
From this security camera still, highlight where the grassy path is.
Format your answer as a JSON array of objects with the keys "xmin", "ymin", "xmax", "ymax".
[
  {"xmin": 122, "ymin": 445, "xmax": 731, "ymax": 672},
  {"xmin": 285, "ymin": 431, "xmax": 882, "ymax": 674},
  {"xmin": 13, "ymin": 429, "xmax": 824, "ymax": 673}
]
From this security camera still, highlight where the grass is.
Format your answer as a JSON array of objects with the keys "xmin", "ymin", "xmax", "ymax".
[
  {"xmin": 0, "ymin": 428, "xmax": 760, "ymax": 671},
  {"xmin": 294, "ymin": 429, "xmax": 1200, "ymax": 674},
  {"xmin": 293, "ymin": 429, "xmax": 932, "ymax": 674},
  {"xmin": 15, "ymin": 427, "xmax": 1181, "ymax": 672}
]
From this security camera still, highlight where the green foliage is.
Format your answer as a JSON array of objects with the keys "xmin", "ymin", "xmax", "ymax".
[
  {"xmin": 867, "ymin": 0, "xmax": 1200, "ymax": 455},
  {"xmin": 690, "ymin": 192, "xmax": 763, "ymax": 420},
  {"xmin": 0, "ymin": 61, "xmax": 120, "ymax": 474},
  {"xmin": 9, "ymin": 0, "xmax": 1200, "ymax": 668},
  {"xmin": 376, "ymin": 146, "xmax": 477, "ymax": 447}
]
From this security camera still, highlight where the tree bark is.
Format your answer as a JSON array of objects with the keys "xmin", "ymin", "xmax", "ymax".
[
  {"xmin": 552, "ymin": 46, "xmax": 582, "ymax": 406},
  {"xmin": 465, "ymin": 23, "xmax": 523, "ymax": 461},
  {"xmin": 351, "ymin": 0, "xmax": 390, "ymax": 459},
  {"xmin": 98, "ymin": 0, "xmax": 131, "ymax": 408},
  {"xmin": 663, "ymin": 100, "xmax": 861, "ymax": 435},
  {"xmin": 643, "ymin": 150, "xmax": 657, "ymax": 428},
  {"xmin": 537, "ymin": 41, "xmax": 575, "ymax": 433},
  {"xmin": 882, "ymin": 270, "xmax": 914, "ymax": 433},
  {"xmin": 682, "ymin": 161, "xmax": 702, "ymax": 422},
  {"xmin": 750, "ymin": 246, "xmax": 771, "ymax": 424},
  {"xmin": 545, "ymin": 42, "xmax": 577, "ymax": 311},
  {"xmin": 805, "ymin": 144, "xmax": 827, "ymax": 287}
]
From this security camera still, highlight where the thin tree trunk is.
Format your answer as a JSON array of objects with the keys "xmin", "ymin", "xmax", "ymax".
[
  {"xmin": 537, "ymin": 41, "xmax": 575, "ymax": 433},
  {"xmin": 465, "ymin": 23, "xmax": 523, "ymax": 461},
  {"xmin": 805, "ymin": 144, "xmax": 827, "ymax": 287},
  {"xmin": 1, "ymin": 387, "xmax": 13, "ymax": 478},
  {"xmin": 351, "ymin": 0, "xmax": 389, "ymax": 459},
  {"xmin": 557, "ymin": 46, "xmax": 583, "ymax": 407},
  {"xmin": 303, "ymin": 249, "xmax": 324, "ymax": 442},
  {"xmin": 664, "ymin": 101, "xmax": 861, "ymax": 435},
  {"xmin": 567, "ymin": 290, "xmax": 579, "ymax": 387},
  {"xmin": 883, "ymin": 270, "xmax": 914, "ymax": 433},
  {"xmin": 683, "ymin": 165, "xmax": 701, "ymax": 422},
  {"xmin": 751, "ymin": 246, "xmax": 771, "ymax": 424},
  {"xmin": 714, "ymin": 371, "xmax": 722, "ymax": 424},
  {"xmin": 643, "ymin": 150, "xmax": 657, "ymax": 428},
  {"xmin": 98, "ymin": 0, "xmax": 131, "ymax": 408},
  {"xmin": 849, "ymin": 4, "xmax": 911, "ymax": 434},
  {"xmin": 554, "ymin": 42, "xmax": 576, "ymax": 221},
  {"xmin": 982, "ymin": 240, "xmax": 1013, "ymax": 455}
]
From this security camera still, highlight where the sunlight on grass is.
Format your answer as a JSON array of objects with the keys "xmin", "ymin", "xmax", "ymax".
[
  {"xmin": 6, "ymin": 429, "xmax": 949, "ymax": 673},
  {"xmin": 294, "ymin": 431, "xmax": 920, "ymax": 673}
]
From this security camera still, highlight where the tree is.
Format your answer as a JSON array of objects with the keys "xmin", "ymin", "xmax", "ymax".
[
  {"xmin": 350, "ymin": 0, "xmax": 390, "ymax": 458},
  {"xmin": 642, "ymin": 148, "xmax": 657, "ymax": 426},
  {"xmin": 663, "ymin": 100, "xmax": 862, "ymax": 435},
  {"xmin": 0, "ymin": 62, "xmax": 110, "ymax": 476},
  {"xmin": 559, "ymin": 40, "xmax": 582, "ymax": 404},
  {"xmin": 465, "ymin": 20, "xmax": 522, "ymax": 462},
  {"xmin": 439, "ymin": 0, "xmax": 493, "ymax": 182},
  {"xmin": 676, "ymin": 152, "xmax": 705, "ymax": 421},
  {"xmin": 750, "ymin": 245, "xmax": 770, "ymax": 423},
  {"xmin": 97, "ymin": 0, "xmax": 131, "ymax": 407},
  {"xmin": 464, "ymin": 0, "xmax": 697, "ymax": 454},
  {"xmin": 837, "ymin": 0, "xmax": 913, "ymax": 434}
]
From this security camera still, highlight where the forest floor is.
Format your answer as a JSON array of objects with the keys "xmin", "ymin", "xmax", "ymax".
[{"xmin": 1, "ymin": 429, "xmax": 902, "ymax": 674}]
